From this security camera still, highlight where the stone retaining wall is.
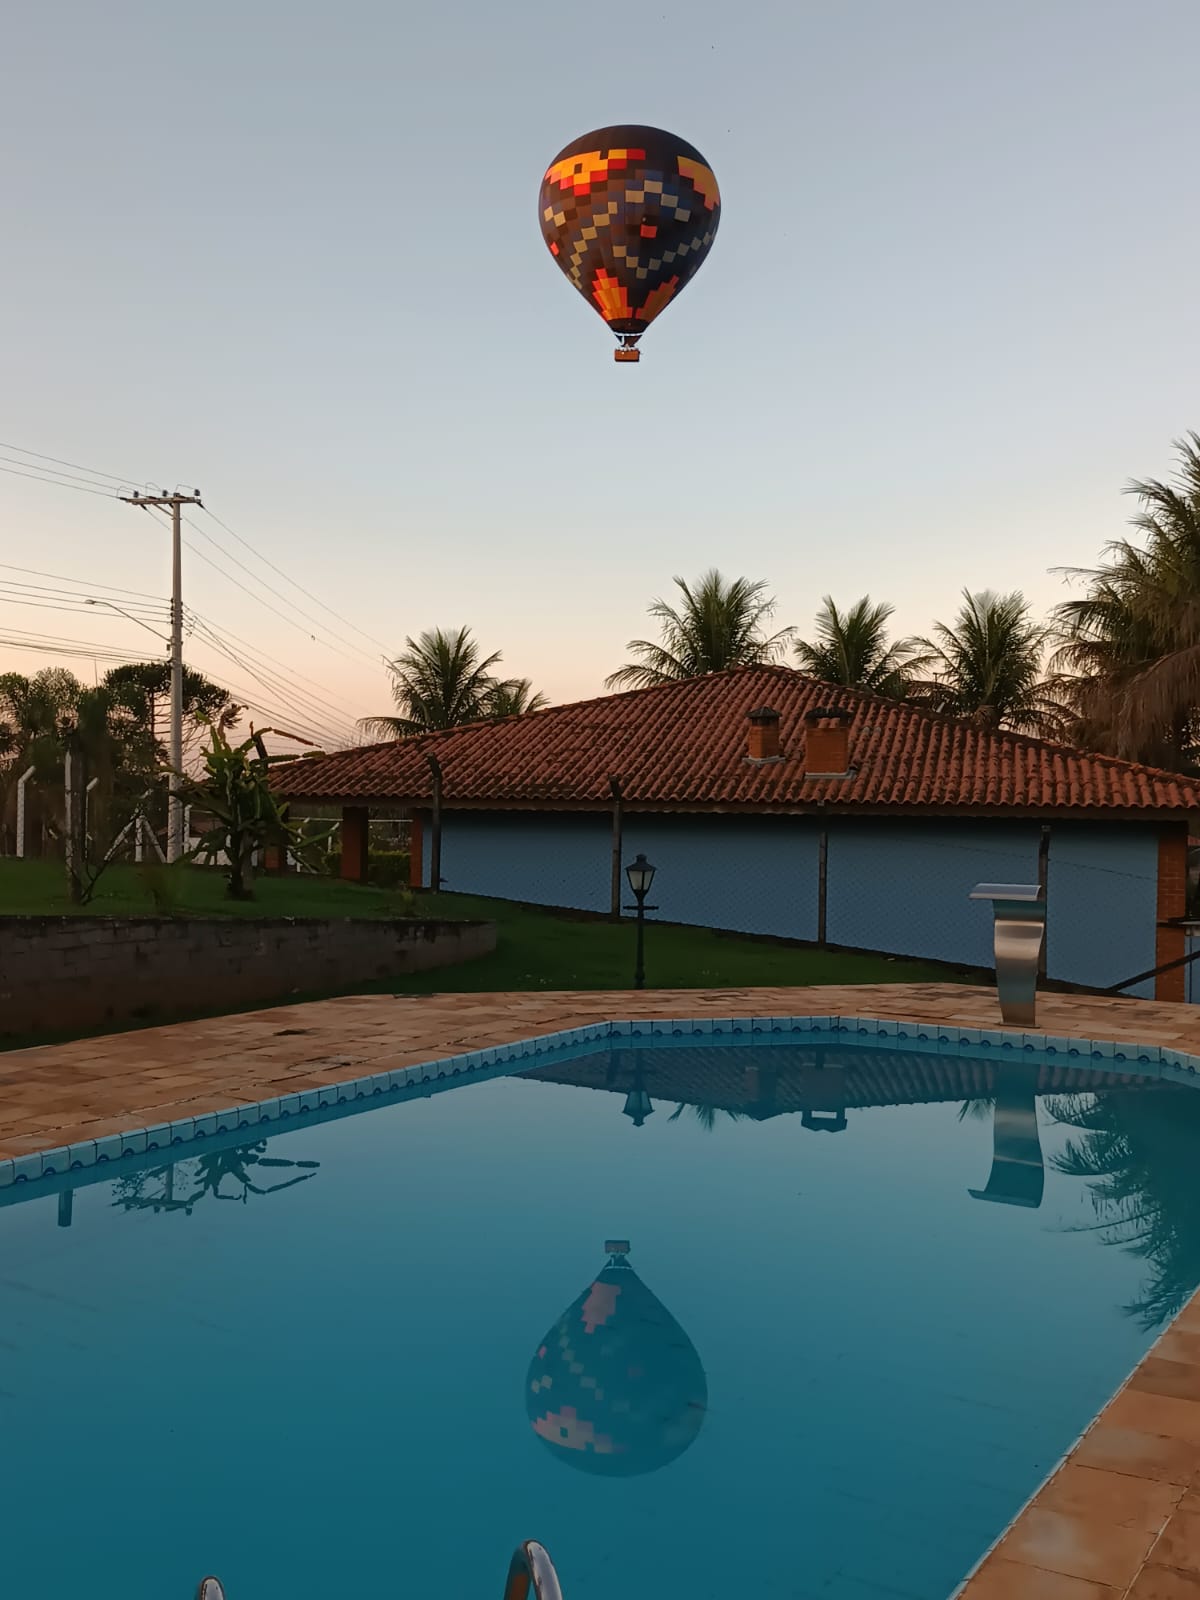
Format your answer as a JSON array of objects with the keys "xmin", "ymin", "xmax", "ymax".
[{"xmin": 0, "ymin": 916, "xmax": 496, "ymax": 1037}]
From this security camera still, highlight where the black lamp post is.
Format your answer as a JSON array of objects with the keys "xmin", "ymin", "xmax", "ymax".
[
  {"xmin": 624, "ymin": 853, "xmax": 658, "ymax": 990},
  {"xmin": 622, "ymin": 1052, "xmax": 654, "ymax": 1127}
]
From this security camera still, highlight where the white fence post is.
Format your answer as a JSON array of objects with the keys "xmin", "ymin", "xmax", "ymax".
[{"xmin": 15, "ymin": 766, "xmax": 35, "ymax": 857}]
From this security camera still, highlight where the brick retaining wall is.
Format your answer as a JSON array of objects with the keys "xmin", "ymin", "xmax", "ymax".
[{"xmin": 0, "ymin": 916, "xmax": 496, "ymax": 1037}]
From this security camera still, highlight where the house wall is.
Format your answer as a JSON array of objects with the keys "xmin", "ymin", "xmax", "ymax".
[
  {"xmin": 1046, "ymin": 825, "xmax": 1159, "ymax": 998},
  {"xmin": 825, "ymin": 820, "xmax": 1040, "ymax": 970},
  {"xmin": 421, "ymin": 809, "xmax": 1165, "ymax": 993}
]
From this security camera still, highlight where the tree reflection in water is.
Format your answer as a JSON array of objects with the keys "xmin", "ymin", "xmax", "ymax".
[
  {"xmin": 1048, "ymin": 1085, "xmax": 1200, "ymax": 1330},
  {"xmin": 111, "ymin": 1140, "xmax": 319, "ymax": 1217}
]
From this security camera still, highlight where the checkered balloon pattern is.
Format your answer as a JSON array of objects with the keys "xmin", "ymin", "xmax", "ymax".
[
  {"xmin": 525, "ymin": 1254, "xmax": 707, "ymax": 1477},
  {"xmin": 539, "ymin": 124, "xmax": 721, "ymax": 342}
]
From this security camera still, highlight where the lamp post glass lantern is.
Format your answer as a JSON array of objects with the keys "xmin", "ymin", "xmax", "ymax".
[{"xmin": 624, "ymin": 854, "xmax": 658, "ymax": 990}]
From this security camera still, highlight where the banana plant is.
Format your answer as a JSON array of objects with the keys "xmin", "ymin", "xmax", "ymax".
[{"xmin": 181, "ymin": 721, "xmax": 330, "ymax": 899}]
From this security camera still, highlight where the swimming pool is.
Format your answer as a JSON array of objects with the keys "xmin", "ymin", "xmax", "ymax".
[{"xmin": 3, "ymin": 1030, "xmax": 1199, "ymax": 1600}]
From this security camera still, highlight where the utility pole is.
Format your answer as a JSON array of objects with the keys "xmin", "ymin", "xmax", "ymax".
[{"xmin": 120, "ymin": 489, "xmax": 202, "ymax": 862}]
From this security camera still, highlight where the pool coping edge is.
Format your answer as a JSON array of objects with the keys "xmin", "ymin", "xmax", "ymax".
[{"xmin": 2, "ymin": 1010, "xmax": 1195, "ymax": 1189}]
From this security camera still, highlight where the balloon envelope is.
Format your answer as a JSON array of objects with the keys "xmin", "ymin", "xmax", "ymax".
[
  {"xmin": 526, "ymin": 1249, "xmax": 707, "ymax": 1476},
  {"xmin": 538, "ymin": 124, "xmax": 721, "ymax": 351}
]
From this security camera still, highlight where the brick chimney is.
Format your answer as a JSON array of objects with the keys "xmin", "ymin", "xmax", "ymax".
[
  {"xmin": 804, "ymin": 707, "xmax": 853, "ymax": 776},
  {"xmin": 746, "ymin": 706, "xmax": 782, "ymax": 761}
]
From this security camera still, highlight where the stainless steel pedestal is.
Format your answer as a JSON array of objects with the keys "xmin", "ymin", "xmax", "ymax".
[{"xmin": 969, "ymin": 882, "xmax": 1046, "ymax": 1028}]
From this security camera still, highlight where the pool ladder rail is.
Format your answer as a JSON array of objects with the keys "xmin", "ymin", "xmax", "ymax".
[{"xmin": 194, "ymin": 1542, "xmax": 565, "ymax": 1600}]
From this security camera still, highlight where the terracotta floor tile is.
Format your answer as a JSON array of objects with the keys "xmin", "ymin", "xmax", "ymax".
[
  {"xmin": 1104, "ymin": 1393, "xmax": 1200, "ymax": 1448},
  {"xmin": 1154, "ymin": 1332, "xmax": 1200, "ymax": 1369},
  {"xmin": 1126, "ymin": 1566, "xmax": 1200, "ymax": 1599},
  {"xmin": 1035, "ymin": 1465, "xmax": 1182, "ymax": 1532},
  {"xmin": 1149, "ymin": 1513, "xmax": 1200, "ymax": 1576},
  {"xmin": 1135, "ymin": 1362, "xmax": 1200, "ymax": 1405},
  {"xmin": 960, "ymin": 1556, "xmax": 1120, "ymax": 1600},
  {"xmin": 998, "ymin": 1507, "xmax": 1157, "ymax": 1588}
]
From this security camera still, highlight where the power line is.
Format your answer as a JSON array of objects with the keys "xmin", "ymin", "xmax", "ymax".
[
  {"xmin": 188, "ymin": 611, "xmax": 369, "ymax": 722},
  {"xmin": 0, "ymin": 454, "xmax": 127, "ymax": 494},
  {"xmin": 187, "ymin": 622, "xmax": 357, "ymax": 748},
  {"xmin": 183, "ymin": 513, "xmax": 380, "ymax": 664},
  {"xmin": 0, "ymin": 582, "xmax": 167, "ymax": 613},
  {"xmin": 177, "ymin": 527, "xmax": 367, "ymax": 666},
  {"xmin": 0, "ymin": 595, "xmax": 167, "ymax": 625},
  {"xmin": 0, "ymin": 562, "xmax": 167, "ymax": 602},
  {"xmin": 0, "ymin": 440, "xmax": 141, "ymax": 486},
  {"xmin": 0, "ymin": 462, "xmax": 118, "ymax": 498},
  {"xmin": 199, "ymin": 503, "xmax": 392, "ymax": 654},
  {"xmin": 0, "ymin": 624, "xmax": 346, "ymax": 745}
]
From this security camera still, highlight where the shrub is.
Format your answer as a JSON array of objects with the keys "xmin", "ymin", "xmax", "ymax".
[{"xmin": 368, "ymin": 850, "xmax": 410, "ymax": 888}]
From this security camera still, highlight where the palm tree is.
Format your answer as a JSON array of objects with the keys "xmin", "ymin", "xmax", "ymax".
[
  {"xmin": 484, "ymin": 678, "xmax": 551, "ymax": 719},
  {"xmin": 360, "ymin": 627, "xmax": 505, "ymax": 737},
  {"xmin": 606, "ymin": 569, "xmax": 795, "ymax": 691},
  {"xmin": 1047, "ymin": 1087, "xmax": 1200, "ymax": 1329},
  {"xmin": 795, "ymin": 596, "xmax": 912, "ymax": 696},
  {"xmin": 906, "ymin": 589, "xmax": 1059, "ymax": 733},
  {"xmin": 1051, "ymin": 433, "xmax": 1200, "ymax": 766}
]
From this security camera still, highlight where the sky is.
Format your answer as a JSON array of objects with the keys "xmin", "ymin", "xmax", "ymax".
[{"xmin": 2, "ymin": 0, "xmax": 1198, "ymax": 748}]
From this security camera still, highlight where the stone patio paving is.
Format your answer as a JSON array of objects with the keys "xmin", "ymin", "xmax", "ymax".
[{"xmin": 6, "ymin": 979, "xmax": 1200, "ymax": 1599}]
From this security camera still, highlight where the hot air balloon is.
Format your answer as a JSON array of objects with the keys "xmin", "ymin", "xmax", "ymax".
[
  {"xmin": 538, "ymin": 125, "xmax": 721, "ymax": 363},
  {"xmin": 525, "ymin": 1241, "xmax": 707, "ymax": 1476}
]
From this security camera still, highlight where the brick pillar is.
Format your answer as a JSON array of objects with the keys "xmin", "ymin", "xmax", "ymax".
[
  {"xmin": 1155, "ymin": 822, "xmax": 1189, "ymax": 1001},
  {"xmin": 340, "ymin": 805, "xmax": 369, "ymax": 883},
  {"xmin": 409, "ymin": 813, "xmax": 425, "ymax": 889}
]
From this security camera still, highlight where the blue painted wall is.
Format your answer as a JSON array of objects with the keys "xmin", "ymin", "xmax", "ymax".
[
  {"xmin": 429, "ymin": 809, "xmax": 1165, "ymax": 993},
  {"xmin": 437, "ymin": 813, "xmax": 610, "ymax": 912},
  {"xmin": 622, "ymin": 816, "xmax": 820, "ymax": 941},
  {"xmin": 1045, "ymin": 824, "xmax": 1158, "ymax": 998},
  {"xmin": 825, "ymin": 820, "xmax": 1040, "ymax": 970}
]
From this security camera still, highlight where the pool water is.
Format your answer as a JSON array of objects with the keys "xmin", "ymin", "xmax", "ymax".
[{"xmin": 4, "ymin": 1038, "xmax": 1200, "ymax": 1600}]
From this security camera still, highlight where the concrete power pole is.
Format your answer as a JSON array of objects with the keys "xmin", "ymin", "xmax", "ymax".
[{"xmin": 120, "ymin": 490, "xmax": 202, "ymax": 862}]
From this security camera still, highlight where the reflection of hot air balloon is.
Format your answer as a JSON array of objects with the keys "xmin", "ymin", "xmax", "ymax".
[
  {"xmin": 526, "ymin": 1241, "xmax": 707, "ymax": 1476},
  {"xmin": 538, "ymin": 125, "xmax": 721, "ymax": 363}
]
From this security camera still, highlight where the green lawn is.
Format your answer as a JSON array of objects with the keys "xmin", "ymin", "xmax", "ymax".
[
  {"xmin": 0, "ymin": 858, "xmax": 407, "ymax": 919},
  {"xmin": 381, "ymin": 892, "xmax": 959, "ymax": 995},
  {"xmin": 0, "ymin": 856, "xmax": 959, "ymax": 994}
]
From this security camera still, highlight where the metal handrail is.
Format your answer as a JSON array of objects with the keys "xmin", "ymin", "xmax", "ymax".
[
  {"xmin": 192, "ymin": 1541, "xmax": 565, "ymax": 1600},
  {"xmin": 503, "ymin": 1542, "xmax": 565, "ymax": 1600}
]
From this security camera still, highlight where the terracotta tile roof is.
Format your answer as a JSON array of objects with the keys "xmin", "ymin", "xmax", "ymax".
[{"xmin": 273, "ymin": 665, "xmax": 1200, "ymax": 818}]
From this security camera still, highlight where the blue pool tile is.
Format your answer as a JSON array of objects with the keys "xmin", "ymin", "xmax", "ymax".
[
  {"xmin": 39, "ymin": 1146, "xmax": 68, "ymax": 1176},
  {"xmin": 0, "ymin": 1158, "xmax": 14, "ymax": 1188},
  {"xmin": 168, "ymin": 1120, "xmax": 194, "ymax": 1145},
  {"xmin": 67, "ymin": 1140, "xmax": 97, "ymax": 1169},
  {"xmin": 192, "ymin": 1112, "xmax": 219, "ymax": 1136},
  {"xmin": 317, "ymin": 1087, "xmax": 337, "ymax": 1107},
  {"xmin": 12, "ymin": 1153, "xmax": 43, "ymax": 1182},
  {"xmin": 94, "ymin": 1135, "xmax": 123, "ymax": 1164},
  {"xmin": 297, "ymin": 1091, "xmax": 320, "ymax": 1112},
  {"xmin": 143, "ymin": 1124, "xmax": 171, "ymax": 1150},
  {"xmin": 611, "ymin": 1020, "xmax": 633, "ymax": 1037},
  {"xmin": 120, "ymin": 1130, "xmax": 148, "ymax": 1156},
  {"xmin": 258, "ymin": 1096, "xmax": 283, "ymax": 1119}
]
